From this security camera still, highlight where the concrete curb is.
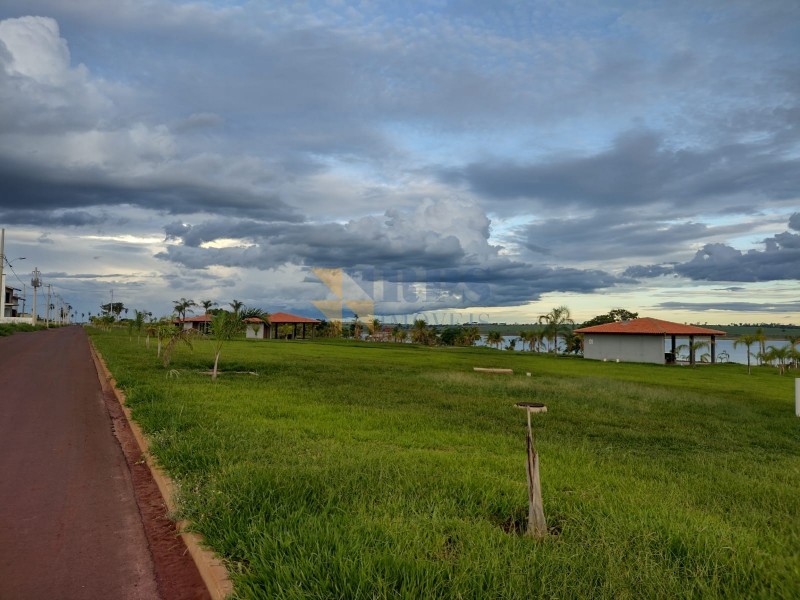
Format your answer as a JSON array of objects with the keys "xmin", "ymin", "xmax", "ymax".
[{"xmin": 89, "ymin": 342, "xmax": 234, "ymax": 600}]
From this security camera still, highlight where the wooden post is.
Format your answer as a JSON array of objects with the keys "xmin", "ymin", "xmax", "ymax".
[
  {"xmin": 516, "ymin": 402, "xmax": 547, "ymax": 538},
  {"xmin": 795, "ymin": 378, "xmax": 799, "ymax": 417}
]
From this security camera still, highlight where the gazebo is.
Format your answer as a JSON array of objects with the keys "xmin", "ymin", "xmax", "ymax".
[
  {"xmin": 262, "ymin": 312, "xmax": 320, "ymax": 340},
  {"xmin": 574, "ymin": 317, "xmax": 726, "ymax": 365}
]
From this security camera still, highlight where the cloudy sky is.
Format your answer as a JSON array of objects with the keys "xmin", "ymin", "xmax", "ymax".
[{"xmin": 0, "ymin": 1, "xmax": 798, "ymax": 324}]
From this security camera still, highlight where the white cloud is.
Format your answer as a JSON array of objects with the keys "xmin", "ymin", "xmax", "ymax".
[{"xmin": 0, "ymin": 16, "xmax": 71, "ymax": 82}]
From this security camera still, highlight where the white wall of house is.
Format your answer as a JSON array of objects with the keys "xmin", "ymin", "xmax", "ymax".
[
  {"xmin": 246, "ymin": 322, "xmax": 266, "ymax": 339},
  {"xmin": 583, "ymin": 334, "xmax": 665, "ymax": 364},
  {"xmin": 0, "ymin": 316, "xmax": 34, "ymax": 324}
]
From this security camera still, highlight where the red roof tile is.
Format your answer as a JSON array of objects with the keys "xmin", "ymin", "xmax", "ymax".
[
  {"xmin": 178, "ymin": 312, "xmax": 319, "ymax": 324},
  {"xmin": 574, "ymin": 317, "xmax": 726, "ymax": 336},
  {"xmin": 267, "ymin": 312, "xmax": 320, "ymax": 324},
  {"xmin": 176, "ymin": 314, "xmax": 212, "ymax": 322}
]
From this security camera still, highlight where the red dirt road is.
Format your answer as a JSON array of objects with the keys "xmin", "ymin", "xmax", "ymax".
[{"xmin": 0, "ymin": 327, "xmax": 210, "ymax": 600}]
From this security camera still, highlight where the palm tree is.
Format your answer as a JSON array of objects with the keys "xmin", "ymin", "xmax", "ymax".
[
  {"xmin": 132, "ymin": 309, "xmax": 146, "ymax": 343},
  {"xmin": 352, "ymin": 317, "xmax": 363, "ymax": 340},
  {"xmin": 368, "ymin": 317, "xmax": 382, "ymax": 338},
  {"xmin": 754, "ymin": 328, "xmax": 767, "ymax": 365},
  {"xmin": 563, "ymin": 331, "xmax": 583, "ymax": 355},
  {"xmin": 518, "ymin": 330, "xmax": 530, "ymax": 351},
  {"xmin": 734, "ymin": 334, "xmax": 758, "ymax": 374},
  {"xmin": 463, "ymin": 326, "xmax": 480, "ymax": 346},
  {"xmin": 486, "ymin": 331, "xmax": 503, "ymax": 349},
  {"xmin": 154, "ymin": 318, "xmax": 177, "ymax": 358},
  {"xmin": 537, "ymin": 305, "xmax": 574, "ymax": 355},
  {"xmin": 329, "ymin": 320, "xmax": 343, "ymax": 338},
  {"xmin": 173, "ymin": 298, "xmax": 196, "ymax": 321},
  {"xmin": 791, "ymin": 346, "xmax": 800, "ymax": 371},
  {"xmin": 199, "ymin": 300, "xmax": 217, "ymax": 314},
  {"xmin": 211, "ymin": 310, "xmax": 245, "ymax": 381},
  {"xmin": 229, "ymin": 299, "xmax": 244, "ymax": 314},
  {"xmin": 144, "ymin": 320, "xmax": 157, "ymax": 349},
  {"xmin": 762, "ymin": 345, "xmax": 792, "ymax": 375},
  {"xmin": 411, "ymin": 319, "xmax": 429, "ymax": 344},
  {"xmin": 786, "ymin": 335, "xmax": 800, "ymax": 369},
  {"xmin": 675, "ymin": 340, "xmax": 709, "ymax": 367},
  {"xmin": 162, "ymin": 327, "xmax": 197, "ymax": 367},
  {"xmin": 530, "ymin": 330, "xmax": 544, "ymax": 352}
]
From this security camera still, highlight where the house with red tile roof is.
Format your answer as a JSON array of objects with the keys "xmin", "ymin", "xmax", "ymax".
[
  {"xmin": 574, "ymin": 317, "xmax": 726, "ymax": 365},
  {"xmin": 175, "ymin": 313, "xmax": 212, "ymax": 333}
]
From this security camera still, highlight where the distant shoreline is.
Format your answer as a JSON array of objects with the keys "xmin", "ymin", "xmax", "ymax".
[{"xmin": 467, "ymin": 324, "xmax": 798, "ymax": 338}]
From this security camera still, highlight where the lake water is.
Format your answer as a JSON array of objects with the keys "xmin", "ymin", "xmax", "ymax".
[{"xmin": 477, "ymin": 336, "xmax": 792, "ymax": 365}]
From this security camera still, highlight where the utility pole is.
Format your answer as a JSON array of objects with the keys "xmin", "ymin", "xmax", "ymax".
[
  {"xmin": 31, "ymin": 268, "xmax": 41, "ymax": 326},
  {"xmin": 0, "ymin": 228, "xmax": 5, "ymax": 320},
  {"xmin": 46, "ymin": 284, "xmax": 52, "ymax": 328}
]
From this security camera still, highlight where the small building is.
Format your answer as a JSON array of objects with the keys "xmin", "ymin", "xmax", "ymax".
[
  {"xmin": 176, "ymin": 314, "xmax": 212, "ymax": 333},
  {"xmin": 1, "ymin": 283, "xmax": 25, "ymax": 323},
  {"xmin": 574, "ymin": 317, "xmax": 726, "ymax": 365},
  {"xmin": 262, "ymin": 312, "xmax": 320, "ymax": 340},
  {"xmin": 244, "ymin": 317, "xmax": 268, "ymax": 339}
]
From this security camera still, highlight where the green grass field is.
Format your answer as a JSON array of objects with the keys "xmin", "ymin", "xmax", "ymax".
[{"xmin": 89, "ymin": 329, "xmax": 800, "ymax": 599}]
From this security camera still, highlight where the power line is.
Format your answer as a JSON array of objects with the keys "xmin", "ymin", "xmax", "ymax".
[{"xmin": 2, "ymin": 256, "xmax": 27, "ymax": 288}]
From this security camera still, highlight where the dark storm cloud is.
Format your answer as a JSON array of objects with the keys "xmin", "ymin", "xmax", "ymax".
[
  {"xmin": 625, "ymin": 216, "xmax": 800, "ymax": 282},
  {"xmin": 0, "ymin": 158, "xmax": 303, "ymax": 221},
  {"xmin": 0, "ymin": 208, "xmax": 105, "ymax": 227},
  {"xmin": 674, "ymin": 239, "xmax": 799, "ymax": 282},
  {"xmin": 447, "ymin": 130, "xmax": 800, "ymax": 213},
  {"xmin": 622, "ymin": 264, "xmax": 676, "ymax": 279},
  {"xmin": 347, "ymin": 261, "xmax": 628, "ymax": 308},
  {"xmin": 156, "ymin": 209, "xmax": 628, "ymax": 309},
  {"xmin": 158, "ymin": 220, "xmax": 467, "ymax": 271},
  {"xmin": 517, "ymin": 210, "xmax": 748, "ymax": 262}
]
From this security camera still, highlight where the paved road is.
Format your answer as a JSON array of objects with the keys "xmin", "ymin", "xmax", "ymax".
[{"xmin": 0, "ymin": 327, "xmax": 205, "ymax": 600}]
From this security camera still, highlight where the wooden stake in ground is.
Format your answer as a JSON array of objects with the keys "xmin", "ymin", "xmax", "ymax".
[{"xmin": 515, "ymin": 402, "xmax": 547, "ymax": 538}]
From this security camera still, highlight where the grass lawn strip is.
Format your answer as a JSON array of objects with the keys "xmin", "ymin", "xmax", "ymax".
[{"xmin": 90, "ymin": 330, "xmax": 800, "ymax": 599}]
